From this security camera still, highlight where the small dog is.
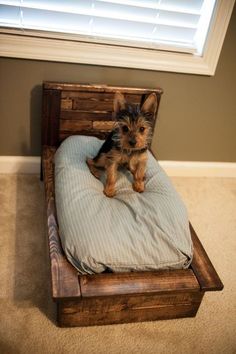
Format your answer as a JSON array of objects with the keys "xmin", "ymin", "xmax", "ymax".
[{"xmin": 87, "ymin": 92, "xmax": 157, "ymax": 197}]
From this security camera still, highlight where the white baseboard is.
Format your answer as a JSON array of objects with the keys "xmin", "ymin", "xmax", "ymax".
[
  {"xmin": 0, "ymin": 156, "xmax": 236, "ymax": 178},
  {"xmin": 159, "ymin": 161, "xmax": 236, "ymax": 178},
  {"xmin": 0, "ymin": 156, "xmax": 40, "ymax": 174}
]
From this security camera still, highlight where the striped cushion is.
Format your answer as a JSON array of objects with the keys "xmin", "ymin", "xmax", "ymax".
[{"xmin": 54, "ymin": 136, "xmax": 193, "ymax": 274}]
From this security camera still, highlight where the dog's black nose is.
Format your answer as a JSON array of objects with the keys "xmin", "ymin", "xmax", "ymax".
[{"xmin": 129, "ymin": 138, "xmax": 136, "ymax": 147}]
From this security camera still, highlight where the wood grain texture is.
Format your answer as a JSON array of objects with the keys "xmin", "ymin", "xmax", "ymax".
[
  {"xmin": 42, "ymin": 82, "xmax": 163, "ymax": 145},
  {"xmin": 190, "ymin": 224, "xmax": 224, "ymax": 291},
  {"xmin": 42, "ymin": 146, "xmax": 80, "ymax": 299},
  {"xmin": 93, "ymin": 121, "xmax": 115, "ymax": 131},
  {"xmin": 60, "ymin": 110, "xmax": 112, "ymax": 121},
  {"xmin": 61, "ymin": 91, "xmax": 141, "ymax": 102},
  {"xmin": 58, "ymin": 291, "xmax": 203, "ymax": 327},
  {"xmin": 80, "ymin": 269, "xmax": 200, "ymax": 298},
  {"xmin": 73, "ymin": 98, "xmax": 113, "ymax": 111},
  {"xmin": 60, "ymin": 119, "xmax": 92, "ymax": 131},
  {"xmin": 58, "ymin": 303, "xmax": 200, "ymax": 327},
  {"xmin": 61, "ymin": 99, "xmax": 73, "ymax": 110},
  {"xmin": 44, "ymin": 82, "xmax": 163, "ymax": 95},
  {"xmin": 42, "ymin": 89, "xmax": 61, "ymax": 146}
]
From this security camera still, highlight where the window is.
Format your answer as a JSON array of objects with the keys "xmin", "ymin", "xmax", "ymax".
[{"xmin": 0, "ymin": 0, "xmax": 234, "ymax": 75}]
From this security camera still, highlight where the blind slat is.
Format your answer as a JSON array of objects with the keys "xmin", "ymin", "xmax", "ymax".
[
  {"xmin": 92, "ymin": 0, "xmax": 203, "ymax": 14},
  {"xmin": 0, "ymin": 3, "xmax": 200, "ymax": 28},
  {"xmin": 1, "ymin": 0, "xmax": 204, "ymax": 14}
]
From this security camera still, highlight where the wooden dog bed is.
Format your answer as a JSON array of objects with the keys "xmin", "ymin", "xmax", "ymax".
[{"xmin": 41, "ymin": 81, "xmax": 223, "ymax": 327}]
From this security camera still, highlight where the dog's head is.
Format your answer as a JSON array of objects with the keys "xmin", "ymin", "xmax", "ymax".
[{"xmin": 113, "ymin": 92, "xmax": 157, "ymax": 150}]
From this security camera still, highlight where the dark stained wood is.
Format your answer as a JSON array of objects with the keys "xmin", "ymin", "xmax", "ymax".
[
  {"xmin": 61, "ymin": 99, "xmax": 73, "ymax": 110},
  {"xmin": 71, "ymin": 94, "xmax": 141, "ymax": 111},
  {"xmin": 42, "ymin": 146, "xmax": 80, "ymax": 300},
  {"xmin": 42, "ymin": 89, "xmax": 61, "ymax": 146},
  {"xmin": 43, "ymin": 82, "xmax": 162, "ymax": 146},
  {"xmin": 62, "ymin": 91, "xmax": 115, "ymax": 100},
  {"xmin": 58, "ymin": 291, "xmax": 203, "ymax": 327},
  {"xmin": 60, "ymin": 110, "xmax": 112, "ymax": 121},
  {"xmin": 190, "ymin": 224, "xmax": 224, "ymax": 291},
  {"xmin": 59, "ymin": 303, "xmax": 200, "ymax": 327},
  {"xmin": 44, "ymin": 82, "xmax": 163, "ymax": 96},
  {"xmin": 61, "ymin": 91, "xmax": 141, "ymax": 103},
  {"xmin": 60, "ymin": 119, "xmax": 93, "ymax": 131},
  {"xmin": 41, "ymin": 81, "xmax": 223, "ymax": 328},
  {"xmin": 73, "ymin": 98, "xmax": 113, "ymax": 111},
  {"xmin": 93, "ymin": 121, "xmax": 115, "ymax": 131},
  {"xmin": 80, "ymin": 269, "xmax": 200, "ymax": 298}
]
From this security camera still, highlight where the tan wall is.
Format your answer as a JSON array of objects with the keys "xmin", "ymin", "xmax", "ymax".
[{"xmin": 0, "ymin": 6, "xmax": 235, "ymax": 161}]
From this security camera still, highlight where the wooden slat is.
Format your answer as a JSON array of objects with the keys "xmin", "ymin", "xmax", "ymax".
[
  {"xmin": 80, "ymin": 269, "xmax": 200, "ymax": 298},
  {"xmin": 62, "ymin": 91, "xmax": 114, "ymax": 100},
  {"xmin": 73, "ymin": 98, "xmax": 113, "ymax": 111},
  {"xmin": 42, "ymin": 146, "xmax": 81, "ymax": 299},
  {"xmin": 61, "ymin": 99, "xmax": 73, "ymax": 110},
  {"xmin": 61, "ymin": 91, "xmax": 141, "ymax": 103},
  {"xmin": 44, "ymin": 82, "xmax": 164, "ymax": 95},
  {"xmin": 58, "ymin": 292, "xmax": 203, "ymax": 327},
  {"xmin": 65, "ymin": 292, "xmax": 203, "ymax": 313},
  {"xmin": 60, "ymin": 110, "xmax": 112, "ymax": 121},
  {"xmin": 60, "ymin": 119, "xmax": 92, "ymax": 131},
  {"xmin": 93, "ymin": 121, "xmax": 114, "ymax": 130},
  {"xmin": 190, "ymin": 224, "xmax": 224, "ymax": 291},
  {"xmin": 59, "ymin": 303, "xmax": 200, "ymax": 327},
  {"xmin": 45, "ymin": 82, "xmax": 106, "ymax": 92}
]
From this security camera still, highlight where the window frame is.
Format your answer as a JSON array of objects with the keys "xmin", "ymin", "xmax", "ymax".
[{"xmin": 0, "ymin": 0, "xmax": 234, "ymax": 75}]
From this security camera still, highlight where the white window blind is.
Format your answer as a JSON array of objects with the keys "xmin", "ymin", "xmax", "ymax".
[{"xmin": 0, "ymin": 0, "xmax": 217, "ymax": 55}]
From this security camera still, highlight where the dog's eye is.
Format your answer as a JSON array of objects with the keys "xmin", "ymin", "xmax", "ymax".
[
  {"xmin": 139, "ymin": 127, "xmax": 145, "ymax": 133},
  {"xmin": 122, "ymin": 126, "xmax": 129, "ymax": 133}
]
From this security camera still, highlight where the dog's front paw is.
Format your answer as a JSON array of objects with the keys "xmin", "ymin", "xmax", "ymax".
[
  {"xmin": 133, "ymin": 181, "xmax": 144, "ymax": 193},
  {"xmin": 104, "ymin": 187, "xmax": 116, "ymax": 198}
]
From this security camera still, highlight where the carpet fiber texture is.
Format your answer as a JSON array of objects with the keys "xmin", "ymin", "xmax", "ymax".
[{"xmin": 0, "ymin": 175, "xmax": 235, "ymax": 354}]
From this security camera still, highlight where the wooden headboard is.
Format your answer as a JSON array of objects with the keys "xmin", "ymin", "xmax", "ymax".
[{"xmin": 42, "ymin": 82, "xmax": 163, "ymax": 147}]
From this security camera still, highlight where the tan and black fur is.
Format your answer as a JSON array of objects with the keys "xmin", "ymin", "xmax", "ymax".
[{"xmin": 87, "ymin": 92, "xmax": 157, "ymax": 197}]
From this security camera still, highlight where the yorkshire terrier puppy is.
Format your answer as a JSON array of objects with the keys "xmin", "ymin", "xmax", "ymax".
[{"xmin": 87, "ymin": 92, "xmax": 157, "ymax": 197}]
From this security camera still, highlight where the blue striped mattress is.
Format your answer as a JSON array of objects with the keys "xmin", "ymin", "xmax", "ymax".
[{"xmin": 54, "ymin": 136, "xmax": 193, "ymax": 274}]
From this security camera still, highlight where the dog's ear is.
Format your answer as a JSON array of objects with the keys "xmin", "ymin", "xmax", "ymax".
[
  {"xmin": 141, "ymin": 93, "xmax": 157, "ymax": 117},
  {"xmin": 114, "ymin": 92, "xmax": 126, "ymax": 114}
]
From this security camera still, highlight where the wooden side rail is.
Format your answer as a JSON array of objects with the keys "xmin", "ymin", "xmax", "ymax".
[
  {"xmin": 42, "ymin": 146, "xmax": 81, "ymax": 300},
  {"xmin": 190, "ymin": 224, "xmax": 223, "ymax": 291}
]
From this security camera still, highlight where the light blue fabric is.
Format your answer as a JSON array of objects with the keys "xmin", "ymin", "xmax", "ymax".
[{"xmin": 54, "ymin": 135, "xmax": 193, "ymax": 274}]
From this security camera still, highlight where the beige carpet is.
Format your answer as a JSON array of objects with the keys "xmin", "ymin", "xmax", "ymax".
[{"xmin": 0, "ymin": 175, "xmax": 235, "ymax": 354}]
